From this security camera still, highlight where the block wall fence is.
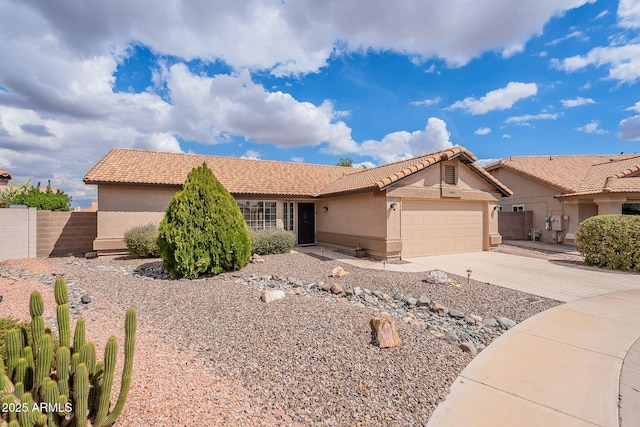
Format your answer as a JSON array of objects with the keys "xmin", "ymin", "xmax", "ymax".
[{"xmin": 0, "ymin": 208, "xmax": 97, "ymax": 261}]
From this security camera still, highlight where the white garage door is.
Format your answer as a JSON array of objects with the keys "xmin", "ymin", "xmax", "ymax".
[{"xmin": 401, "ymin": 201, "xmax": 484, "ymax": 257}]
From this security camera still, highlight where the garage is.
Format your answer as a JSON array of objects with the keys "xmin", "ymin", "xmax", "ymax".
[{"xmin": 401, "ymin": 200, "xmax": 484, "ymax": 257}]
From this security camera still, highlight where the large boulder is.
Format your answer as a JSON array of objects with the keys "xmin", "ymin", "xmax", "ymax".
[{"xmin": 370, "ymin": 315, "xmax": 401, "ymax": 348}]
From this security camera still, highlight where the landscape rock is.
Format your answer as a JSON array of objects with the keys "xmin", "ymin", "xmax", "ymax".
[
  {"xmin": 318, "ymin": 281, "xmax": 332, "ymax": 292},
  {"xmin": 250, "ymin": 254, "xmax": 265, "ymax": 264},
  {"xmin": 261, "ymin": 289, "xmax": 286, "ymax": 303},
  {"xmin": 84, "ymin": 251, "xmax": 98, "ymax": 259},
  {"xmin": 497, "ymin": 317, "xmax": 516, "ymax": 329},
  {"xmin": 405, "ymin": 297, "xmax": 418, "ymax": 307},
  {"xmin": 370, "ymin": 315, "xmax": 401, "ymax": 348},
  {"xmin": 331, "ymin": 266, "xmax": 349, "ymax": 278},
  {"xmin": 424, "ymin": 270, "xmax": 448, "ymax": 285},
  {"xmin": 430, "ymin": 301, "xmax": 447, "ymax": 315},
  {"xmin": 417, "ymin": 296, "xmax": 431, "ymax": 306},
  {"xmin": 330, "ymin": 283, "xmax": 344, "ymax": 295},
  {"xmin": 448, "ymin": 309, "xmax": 464, "ymax": 319},
  {"xmin": 483, "ymin": 318, "xmax": 498, "ymax": 328},
  {"xmin": 353, "ymin": 287, "xmax": 363, "ymax": 296},
  {"xmin": 459, "ymin": 342, "xmax": 477, "ymax": 356},
  {"xmin": 80, "ymin": 294, "xmax": 92, "ymax": 304}
]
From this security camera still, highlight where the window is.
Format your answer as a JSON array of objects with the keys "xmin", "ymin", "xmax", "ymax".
[
  {"xmin": 283, "ymin": 201, "xmax": 295, "ymax": 231},
  {"xmin": 236, "ymin": 200, "xmax": 277, "ymax": 229},
  {"xmin": 622, "ymin": 203, "xmax": 640, "ymax": 215},
  {"xmin": 444, "ymin": 164, "xmax": 456, "ymax": 185},
  {"xmin": 512, "ymin": 205, "xmax": 524, "ymax": 212}
]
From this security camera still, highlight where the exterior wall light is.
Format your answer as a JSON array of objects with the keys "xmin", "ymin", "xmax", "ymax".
[
  {"xmin": 390, "ymin": 202, "xmax": 398, "ymax": 210},
  {"xmin": 323, "ymin": 206, "xmax": 328, "ymax": 212}
]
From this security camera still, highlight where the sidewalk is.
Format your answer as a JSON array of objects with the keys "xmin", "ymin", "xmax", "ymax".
[{"xmin": 428, "ymin": 288, "xmax": 640, "ymax": 426}]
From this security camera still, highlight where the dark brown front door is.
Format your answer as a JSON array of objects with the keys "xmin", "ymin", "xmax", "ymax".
[{"xmin": 297, "ymin": 203, "xmax": 315, "ymax": 245}]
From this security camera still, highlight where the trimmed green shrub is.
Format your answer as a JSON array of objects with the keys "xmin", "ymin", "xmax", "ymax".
[
  {"xmin": 250, "ymin": 228, "xmax": 296, "ymax": 255},
  {"xmin": 576, "ymin": 214, "xmax": 640, "ymax": 271},
  {"xmin": 157, "ymin": 163, "xmax": 252, "ymax": 279},
  {"xmin": 124, "ymin": 223, "xmax": 160, "ymax": 258}
]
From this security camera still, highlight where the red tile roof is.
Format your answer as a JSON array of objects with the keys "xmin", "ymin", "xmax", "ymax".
[
  {"xmin": 84, "ymin": 147, "xmax": 511, "ymax": 198},
  {"xmin": 485, "ymin": 154, "xmax": 640, "ymax": 196},
  {"xmin": 0, "ymin": 168, "xmax": 11, "ymax": 180},
  {"xmin": 83, "ymin": 148, "xmax": 359, "ymax": 197},
  {"xmin": 317, "ymin": 146, "xmax": 511, "ymax": 196}
]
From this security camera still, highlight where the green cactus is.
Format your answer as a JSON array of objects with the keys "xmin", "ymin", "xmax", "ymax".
[
  {"xmin": 72, "ymin": 319, "xmax": 85, "ymax": 355},
  {"xmin": 1, "ymin": 278, "xmax": 136, "ymax": 427},
  {"xmin": 74, "ymin": 363, "xmax": 88, "ymax": 427},
  {"xmin": 55, "ymin": 347, "xmax": 70, "ymax": 398},
  {"xmin": 7, "ymin": 329, "xmax": 24, "ymax": 379},
  {"xmin": 56, "ymin": 305, "xmax": 70, "ymax": 350},
  {"xmin": 53, "ymin": 278, "xmax": 67, "ymax": 305}
]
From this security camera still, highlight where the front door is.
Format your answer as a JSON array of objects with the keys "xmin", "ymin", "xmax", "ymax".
[{"xmin": 297, "ymin": 203, "xmax": 315, "ymax": 245}]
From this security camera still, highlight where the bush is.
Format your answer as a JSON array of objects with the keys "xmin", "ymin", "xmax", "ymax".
[
  {"xmin": 250, "ymin": 228, "xmax": 296, "ymax": 255},
  {"xmin": 576, "ymin": 214, "xmax": 640, "ymax": 271},
  {"xmin": 157, "ymin": 163, "xmax": 252, "ymax": 279},
  {"xmin": 124, "ymin": 223, "xmax": 160, "ymax": 258},
  {"xmin": 10, "ymin": 180, "xmax": 71, "ymax": 211}
]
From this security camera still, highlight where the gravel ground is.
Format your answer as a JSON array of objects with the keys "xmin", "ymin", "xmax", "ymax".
[{"xmin": 1, "ymin": 252, "xmax": 560, "ymax": 426}]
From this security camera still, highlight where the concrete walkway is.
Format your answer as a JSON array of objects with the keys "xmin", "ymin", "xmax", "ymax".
[
  {"xmin": 296, "ymin": 245, "xmax": 640, "ymax": 426},
  {"xmin": 428, "ymin": 289, "xmax": 640, "ymax": 426}
]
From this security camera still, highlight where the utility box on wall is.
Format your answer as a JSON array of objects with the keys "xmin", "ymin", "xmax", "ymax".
[{"xmin": 550, "ymin": 215, "xmax": 564, "ymax": 231}]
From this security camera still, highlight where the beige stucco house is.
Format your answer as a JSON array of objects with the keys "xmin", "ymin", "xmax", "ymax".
[
  {"xmin": 83, "ymin": 146, "xmax": 511, "ymax": 259},
  {"xmin": 485, "ymin": 154, "xmax": 640, "ymax": 244}
]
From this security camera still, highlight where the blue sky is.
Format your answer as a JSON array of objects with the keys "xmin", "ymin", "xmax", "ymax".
[{"xmin": 1, "ymin": 0, "xmax": 640, "ymax": 207}]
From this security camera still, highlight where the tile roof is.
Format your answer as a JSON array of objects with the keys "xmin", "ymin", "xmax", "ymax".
[
  {"xmin": 0, "ymin": 168, "xmax": 11, "ymax": 180},
  {"xmin": 83, "ymin": 148, "xmax": 359, "ymax": 197},
  {"xmin": 85, "ymin": 146, "xmax": 511, "ymax": 198},
  {"xmin": 317, "ymin": 146, "xmax": 512, "ymax": 196},
  {"xmin": 485, "ymin": 154, "xmax": 640, "ymax": 196}
]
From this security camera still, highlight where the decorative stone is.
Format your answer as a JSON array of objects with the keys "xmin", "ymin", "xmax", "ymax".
[
  {"xmin": 364, "ymin": 294, "xmax": 378, "ymax": 305},
  {"xmin": 261, "ymin": 289, "xmax": 285, "ymax": 303},
  {"xmin": 84, "ymin": 251, "xmax": 98, "ymax": 259},
  {"xmin": 250, "ymin": 254, "xmax": 265, "ymax": 263},
  {"xmin": 497, "ymin": 317, "xmax": 516, "ymax": 329},
  {"xmin": 468, "ymin": 314, "xmax": 483, "ymax": 324},
  {"xmin": 354, "ymin": 287, "xmax": 363, "ymax": 296},
  {"xmin": 81, "ymin": 294, "xmax": 92, "ymax": 304},
  {"xmin": 331, "ymin": 266, "xmax": 349, "ymax": 278},
  {"xmin": 405, "ymin": 297, "xmax": 418, "ymax": 307},
  {"xmin": 459, "ymin": 342, "xmax": 477, "ymax": 356},
  {"xmin": 417, "ymin": 296, "xmax": 431, "ymax": 306},
  {"xmin": 430, "ymin": 301, "xmax": 446, "ymax": 315},
  {"xmin": 318, "ymin": 282, "xmax": 332, "ymax": 292},
  {"xmin": 393, "ymin": 292, "xmax": 404, "ymax": 301},
  {"xmin": 345, "ymin": 287, "xmax": 354, "ymax": 296},
  {"xmin": 483, "ymin": 318, "xmax": 498, "ymax": 328},
  {"xmin": 370, "ymin": 315, "xmax": 401, "ymax": 348},
  {"xmin": 424, "ymin": 270, "xmax": 448, "ymax": 285},
  {"xmin": 448, "ymin": 308, "xmax": 464, "ymax": 318},
  {"xmin": 330, "ymin": 283, "xmax": 344, "ymax": 295}
]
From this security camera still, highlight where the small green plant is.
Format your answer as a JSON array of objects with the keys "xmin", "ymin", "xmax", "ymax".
[
  {"xmin": 158, "ymin": 163, "xmax": 252, "ymax": 279},
  {"xmin": 0, "ymin": 180, "xmax": 31, "ymax": 208},
  {"xmin": 1, "ymin": 278, "xmax": 136, "ymax": 426},
  {"xmin": 250, "ymin": 228, "xmax": 296, "ymax": 255},
  {"xmin": 576, "ymin": 214, "xmax": 640, "ymax": 271},
  {"xmin": 124, "ymin": 223, "xmax": 160, "ymax": 258}
]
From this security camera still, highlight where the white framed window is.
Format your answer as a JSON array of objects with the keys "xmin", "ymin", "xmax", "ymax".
[
  {"xmin": 512, "ymin": 205, "xmax": 524, "ymax": 212},
  {"xmin": 283, "ymin": 201, "xmax": 295, "ymax": 231},
  {"xmin": 236, "ymin": 200, "xmax": 277, "ymax": 230}
]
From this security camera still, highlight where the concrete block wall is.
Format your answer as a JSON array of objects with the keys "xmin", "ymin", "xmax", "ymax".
[
  {"xmin": 0, "ymin": 207, "xmax": 36, "ymax": 262},
  {"xmin": 36, "ymin": 211, "xmax": 97, "ymax": 257},
  {"xmin": 498, "ymin": 211, "xmax": 533, "ymax": 241}
]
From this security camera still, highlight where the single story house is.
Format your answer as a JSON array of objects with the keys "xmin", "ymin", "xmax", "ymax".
[
  {"xmin": 0, "ymin": 168, "xmax": 11, "ymax": 186},
  {"xmin": 485, "ymin": 154, "xmax": 640, "ymax": 244},
  {"xmin": 83, "ymin": 146, "xmax": 511, "ymax": 259}
]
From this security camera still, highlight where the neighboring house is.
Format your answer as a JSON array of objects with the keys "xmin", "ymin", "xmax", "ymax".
[
  {"xmin": 485, "ymin": 154, "xmax": 640, "ymax": 244},
  {"xmin": 83, "ymin": 146, "xmax": 511, "ymax": 259},
  {"xmin": 0, "ymin": 168, "xmax": 11, "ymax": 186}
]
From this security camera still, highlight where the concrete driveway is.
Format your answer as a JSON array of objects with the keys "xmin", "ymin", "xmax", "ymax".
[{"xmin": 406, "ymin": 251, "xmax": 640, "ymax": 302}]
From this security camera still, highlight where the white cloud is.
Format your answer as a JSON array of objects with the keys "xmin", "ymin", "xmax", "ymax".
[
  {"xmin": 476, "ymin": 158, "xmax": 501, "ymax": 167},
  {"xmin": 353, "ymin": 161, "xmax": 376, "ymax": 169},
  {"xmin": 410, "ymin": 97, "xmax": 441, "ymax": 107},
  {"xmin": 626, "ymin": 101, "xmax": 640, "ymax": 112},
  {"xmin": 357, "ymin": 117, "xmax": 454, "ymax": 163},
  {"xmin": 474, "ymin": 127, "xmax": 492, "ymax": 135},
  {"xmin": 561, "ymin": 96, "xmax": 596, "ymax": 107},
  {"xmin": 618, "ymin": 115, "xmax": 640, "ymax": 140},
  {"xmin": 241, "ymin": 150, "xmax": 261, "ymax": 160},
  {"xmin": 505, "ymin": 113, "xmax": 559, "ymax": 125},
  {"xmin": 547, "ymin": 30, "xmax": 588, "ymax": 46},
  {"xmin": 618, "ymin": 0, "xmax": 640, "ymax": 28},
  {"xmin": 576, "ymin": 120, "xmax": 608, "ymax": 134},
  {"xmin": 502, "ymin": 134, "xmax": 512, "ymax": 139},
  {"xmin": 449, "ymin": 82, "xmax": 538, "ymax": 115},
  {"xmin": 553, "ymin": 44, "xmax": 640, "ymax": 84}
]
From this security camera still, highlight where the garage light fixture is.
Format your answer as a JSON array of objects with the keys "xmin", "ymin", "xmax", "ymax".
[{"xmin": 390, "ymin": 202, "xmax": 398, "ymax": 210}]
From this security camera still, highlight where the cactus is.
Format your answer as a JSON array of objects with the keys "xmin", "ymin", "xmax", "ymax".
[
  {"xmin": 72, "ymin": 320, "xmax": 85, "ymax": 355},
  {"xmin": 0, "ymin": 277, "xmax": 137, "ymax": 427}
]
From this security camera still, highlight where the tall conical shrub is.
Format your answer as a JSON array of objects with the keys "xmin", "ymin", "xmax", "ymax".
[{"xmin": 157, "ymin": 162, "xmax": 252, "ymax": 279}]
